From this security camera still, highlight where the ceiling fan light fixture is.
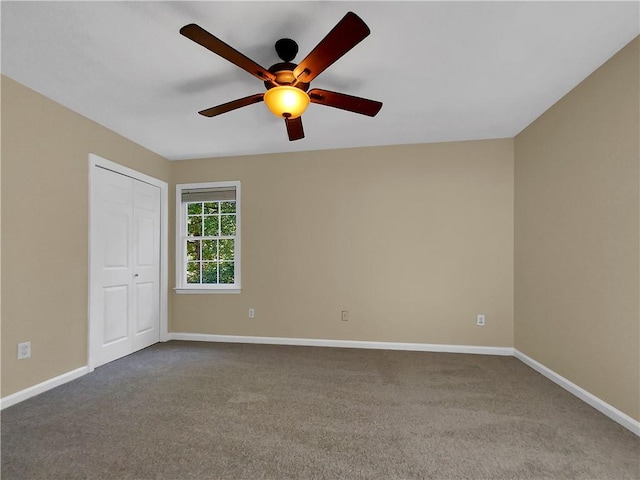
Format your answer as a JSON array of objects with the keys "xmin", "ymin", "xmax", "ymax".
[{"xmin": 263, "ymin": 86, "xmax": 310, "ymax": 119}]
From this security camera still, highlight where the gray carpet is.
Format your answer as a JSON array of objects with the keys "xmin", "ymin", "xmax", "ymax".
[{"xmin": 1, "ymin": 341, "xmax": 638, "ymax": 479}]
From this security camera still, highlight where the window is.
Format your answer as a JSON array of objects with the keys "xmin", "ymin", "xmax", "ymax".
[{"xmin": 175, "ymin": 182, "xmax": 240, "ymax": 293}]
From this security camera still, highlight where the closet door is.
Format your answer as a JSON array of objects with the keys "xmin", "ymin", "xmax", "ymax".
[
  {"xmin": 132, "ymin": 179, "xmax": 160, "ymax": 351},
  {"xmin": 90, "ymin": 166, "xmax": 160, "ymax": 368}
]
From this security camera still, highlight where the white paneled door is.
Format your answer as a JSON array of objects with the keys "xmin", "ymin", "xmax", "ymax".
[{"xmin": 90, "ymin": 166, "xmax": 160, "ymax": 367}]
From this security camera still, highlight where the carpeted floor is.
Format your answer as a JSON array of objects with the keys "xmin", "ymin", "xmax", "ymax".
[{"xmin": 1, "ymin": 341, "xmax": 638, "ymax": 479}]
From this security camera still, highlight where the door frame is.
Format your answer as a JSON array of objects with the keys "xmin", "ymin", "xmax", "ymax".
[{"xmin": 88, "ymin": 153, "xmax": 169, "ymax": 370}]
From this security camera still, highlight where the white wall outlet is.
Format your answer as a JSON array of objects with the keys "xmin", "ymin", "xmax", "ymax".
[
  {"xmin": 476, "ymin": 314, "xmax": 486, "ymax": 326},
  {"xmin": 18, "ymin": 341, "xmax": 31, "ymax": 359},
  {"xmin": 248, "ymin": 308, "xmax": 255, "ymax": 319},
  {"xmin": 341, "ymin": 310, "xmax": 349, "ymax": 322}
]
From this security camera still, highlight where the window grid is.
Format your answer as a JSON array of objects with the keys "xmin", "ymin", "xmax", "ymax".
[{"xmin": 185, "ymin": 200, "xmax": 236, "ymax": 285}]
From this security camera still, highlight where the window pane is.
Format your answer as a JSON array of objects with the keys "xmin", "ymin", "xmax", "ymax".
[
  {"xmin": 220, "ymin": 215, "xmax": 236, "ymax": 235},
  {"xmin": 204, "ymin": 216, "xmax": 219, "ymax": 236},
  {"xmin": 187, "ymin": 203, "xmax": 202, "ymax": 215},
  {"xmin": 221, "ymin": 201, "xmax": 236, "ymax": 214},
  {"xmin": 202, "ymin": 262, "xmax": 218, "ymax": 284},
  {"xmin": 219, "ymin": 239, "xmax": 234, "ymax": 260},
  {"xmin": 187, "ymin": 216, "xmax": 202, "ymax": 237},
  {"xmin": 187, "ymin": 262, "xmax": 200, "ymax": 283},
  {"xmin": 187, "ymin": 240, "xmax": 200, "ymax": 261},
  {"xmin": 201, "ymin": 240, "xmax": 217, "ymax": 260},
  {"xmin": 219, "ymin": 262, "xmax": 234, "ymax": 284},
  {"xmin": 203, "ymin": 202, "xmax": 219, "ymax": 214}
]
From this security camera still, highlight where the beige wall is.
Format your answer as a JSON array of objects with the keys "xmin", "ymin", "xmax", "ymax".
[
  {"xmin": 514, "ymin": 38, "xmax": 640, "ymax": 420},
  {"xmin": 1, "ymin": 76, "xmax": 172, "ymax": 397},
  {"xmin": 171, "ymin": 140, "xmax": 515, "ymax": 347}
]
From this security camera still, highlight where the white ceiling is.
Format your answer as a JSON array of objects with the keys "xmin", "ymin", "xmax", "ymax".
[{"xmin": 1, "ymin": 1, "xmax": 638, "ymax": 160}]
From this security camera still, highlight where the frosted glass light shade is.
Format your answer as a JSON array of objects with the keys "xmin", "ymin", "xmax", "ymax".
[{"xmin": 263, "ymin": 86, "xmax": 310, "ymax": 119}]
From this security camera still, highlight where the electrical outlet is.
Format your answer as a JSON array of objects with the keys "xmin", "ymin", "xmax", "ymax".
[
  {"xmin": 18, "ymin": 341, "xmax": 31, "ymax": 359},
  {"xmin": 476, "ymin": 314, "xmax": 486, "ymax": 326},
  {"xmin": 341, "ymin": 310, "xmax": 348, "ymax": 322},
  {"xmin": 248, "ymin": 308, "xmax": 255, "ymax": 319}
]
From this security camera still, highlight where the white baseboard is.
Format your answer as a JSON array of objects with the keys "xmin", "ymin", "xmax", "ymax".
[
  {"xmin": 0, "ymin": 366, "xmax": 91, "ymax": 410},
  {"xmin": 514, "ymin": 350, "xmax": 640, "ymax": 436},
  {"xmin": 167, "ymin": 332, "xmax": 514, "ymax": 356}
]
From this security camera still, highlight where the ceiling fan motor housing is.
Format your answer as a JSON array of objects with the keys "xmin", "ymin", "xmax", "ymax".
[{"xmin": 264, "ymin": 62, "xmax": 310, "ymax": 92}]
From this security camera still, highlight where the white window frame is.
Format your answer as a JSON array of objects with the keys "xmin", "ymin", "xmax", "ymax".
[{"xmin": 174, "ymin": 181, "xmax": 241, "ymax": 294}]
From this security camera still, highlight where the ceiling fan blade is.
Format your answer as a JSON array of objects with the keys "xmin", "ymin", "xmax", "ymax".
[
  {"xmin": 293, "ymin": 12, "xmax": 370, "ymax": 84},
  {"xmin": 180, "ymin": 24, "xmax": 276, "ymax": 83},
  {"xmin": 285, "ymin": 117, "xmax": 304, "ymax": 141},
  {"xmin": 308, "ymin": 89, "xmax": 382, "ymax": 117},
  {"xmin": 198, "ymin": 94, "xmax": 264, "ymax": 117}
]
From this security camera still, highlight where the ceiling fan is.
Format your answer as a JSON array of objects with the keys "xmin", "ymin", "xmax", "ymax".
[{"xmin": 180, "ymin": 12, "xmax": 383, "ymax": 141}]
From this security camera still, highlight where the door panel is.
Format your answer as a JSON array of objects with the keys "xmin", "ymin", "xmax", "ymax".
[
  {"xmin": 135, "ymin": 282, "xmax": 155, "ymax": 333},
  {"xmin": 136, "ymin": 217, "xmax": 155, "ymax": 266},
  {"xmin": 103, "ymin": 286, "xmax": 129, "ymax": 343},
  {"xmin": 103, "ymin": 213, "xmax": 129, "ymax": 267}
]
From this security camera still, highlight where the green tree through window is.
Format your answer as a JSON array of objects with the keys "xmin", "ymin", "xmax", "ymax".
[{"xmin": 186, "ymin": 200, "xmax": 236, "ymax": 285}]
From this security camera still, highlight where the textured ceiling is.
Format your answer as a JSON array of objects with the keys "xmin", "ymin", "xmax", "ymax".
[{"xmin": 1, "ymin": 1, "xmax": 638, "ymax": 160}]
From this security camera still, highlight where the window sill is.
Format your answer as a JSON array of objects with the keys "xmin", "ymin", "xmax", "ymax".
[{"xmin": 174, "ymin": 288, "xmax": 241, "ymax": 295}]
